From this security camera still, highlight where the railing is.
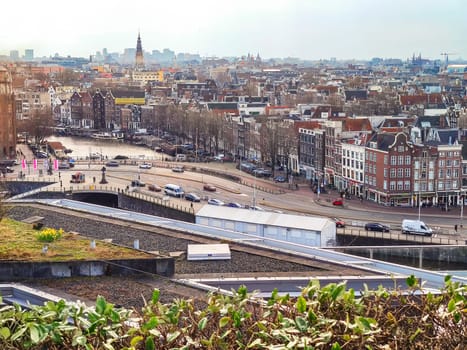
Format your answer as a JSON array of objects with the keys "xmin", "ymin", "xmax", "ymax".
[
  {"xmin": 337, "ymin": 227, "xmax": 466, "ymax": 245},
  {"xmin": 45, "ymin": 184, "xmax": 195, "ymax": 215}
]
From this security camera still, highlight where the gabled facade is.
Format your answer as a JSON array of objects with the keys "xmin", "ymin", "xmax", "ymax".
[{"xmin": 92, "ymin": 90, "xmax": 106, "ymax": 130}]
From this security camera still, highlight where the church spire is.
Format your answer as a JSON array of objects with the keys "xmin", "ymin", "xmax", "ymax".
[{"xmin": 135, "ymin": 31, "xmax": 144, "ymax": 70}]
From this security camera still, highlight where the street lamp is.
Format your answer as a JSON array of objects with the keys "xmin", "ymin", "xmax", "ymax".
[{"xmin": 100, "ymin": 166, "xmax": 108, "ymax": 184}]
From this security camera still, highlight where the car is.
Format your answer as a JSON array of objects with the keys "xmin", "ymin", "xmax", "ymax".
[
  {"xmin": 113, "ymin": 155, "xmax": 129, "ymax": 160},
  {"xmin": 208, "ymin": 198, "xmax": 224, "ymax": 206},
  {"xmin": 203, "ymin": 183, "xmax": 216, "ymax": 192},
  {"xmin": 364, "ymin": 222, "xmax": 390, "ymax": 232},
  {"xmin": 131, "ymin": 179, "xmax": 145, "ymax": 187},
  {"xmin": 333, "ymin": 218, "xmax": 346, "ymax": 228},
  {"xmin": 139, "ymin": 163, "xmax": 152, "ymax": 169},
  {"xmin": 250, "ymin": 205, "xmax": 265, "ymax": 211},
  {"xmin": 332, "ymin": 198, "xmax": 344, "ymax": 206},
  {"xmin": 105, "ymin": 160, "xmax": 119, "ymax": 167},
  {"xmin": 35, "ymin": 151, "xmax": 48, "ymax": 159},
  {"xmin": 172, "ymin": 166, "xmax": 184, "ymax": 173},
  {"xmin": 148, "ymin": 184, "xmax": 162, "ymax": 192},
  {"xmin": 225, "ymin": 202, "xmax": 242, "ymax": 208},
  {"xmin": 274, "ymin": 175, "xmax": 286, "ymax": 183},
  {"xmin": 58, "ymin": 162, "xmax": 70, "ymax": 169},
  {"xmin": 185, "ymin": 193, "xmax": 201, "ymax": 202}
]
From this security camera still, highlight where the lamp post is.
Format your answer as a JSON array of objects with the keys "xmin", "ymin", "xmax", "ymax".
[
  {"xmin": 460, "ymin": 192, "xmax": 464, "ymax": 229},
  {"xmin": 100, "ymin": 166, "xmax": 108, "ymax": 184}
]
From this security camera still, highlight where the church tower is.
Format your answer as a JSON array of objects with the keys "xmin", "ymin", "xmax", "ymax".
[
  {"xmin": 0, "ymin": 66, "xmax": 16, "ymax": 160},
  {"xmin": 135, "ymin": 31, "xmax": 144, "ymax": 70}
]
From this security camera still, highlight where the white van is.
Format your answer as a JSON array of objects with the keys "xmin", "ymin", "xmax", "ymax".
[
  {"xmin": 175, "ymin": 154, "xmax": 187, "ymax": 161},
  {"xmin": 401, "ymin": 219, "xmax": 433, "ymax": 236},
  {"xmin": 164, "ymin": 184, "xmax": 185, "ymax": 198}
]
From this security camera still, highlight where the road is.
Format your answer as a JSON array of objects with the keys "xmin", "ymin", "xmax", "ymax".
[{"xmin": 6, "ymin": 156, "xmax": 467, "ymax": 239}]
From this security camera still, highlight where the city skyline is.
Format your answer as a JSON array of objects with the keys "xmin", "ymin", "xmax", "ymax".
[{"xmin": 0, "ymin": 0, "xmax": 466, "ymax": 61}]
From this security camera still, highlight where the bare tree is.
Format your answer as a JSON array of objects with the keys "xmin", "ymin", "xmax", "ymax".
[{"xmin": 17, "ymin": 109, "xmax": 54, "ymax": 145}]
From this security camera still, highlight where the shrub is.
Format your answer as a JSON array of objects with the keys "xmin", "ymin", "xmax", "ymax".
[{"xmin": 36, "ymin": 227, "xmax": 64, "ymax": 243}]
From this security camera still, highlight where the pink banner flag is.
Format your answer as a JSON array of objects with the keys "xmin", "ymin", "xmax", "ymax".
[
  {"xmin": 22, "ymin": 159, "xmax": 26, "ymax": 169},
  {"xmin": 54, "ymin": 159, "xmax": 59, "ymax": 170},
  {"xmin": 33, "ymin": 159, "xmax": 37, "ymax": 170}
]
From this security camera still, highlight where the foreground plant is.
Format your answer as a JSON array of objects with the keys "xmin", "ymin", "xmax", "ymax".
[{"xmin": 0, "ymin": 275, "xmax": 465, "ymax": 349}]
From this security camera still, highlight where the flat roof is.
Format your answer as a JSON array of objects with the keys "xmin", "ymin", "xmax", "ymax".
[{"xmin": 196, "ymin": 206, "xmax": 331, "ymax": 231}]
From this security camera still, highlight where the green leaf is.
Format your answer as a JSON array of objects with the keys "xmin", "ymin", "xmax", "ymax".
[
  {"xmin": 296, "ymin": 296, "xmax": 307, "ymax": 313},
  {"xmin": 198, "ymin": 317, "xmax": 208, "ymax": 331},
  {"xmin": 0, "ymin": 327, "xmax": 10, "ymax": 339},
  {"xmin": 447, "ymin": 298, "xmax": 456, "ymax": 312},
  {"xmin": 331, "ymin": 283, "xmax": 346, "ymax": 301},
  {"xmin": 219, "ymin": 316, "xmax": 230, "ymax": 328},
  {"xmin": 406, "ymin": 275, "xmax": 417, "ymax": 288},
  {"xmin": 95, "ymin": 296, "xmax": 107, "ymax": 315},
  {"xmin": 145, "ymin": 336, "xmax": 155, "ymax": 350},
  {"xmin": 11, "ymin": 326, "xmax": 27, "ymax": 341},
  {"xmin": 143, "ymin": 316, "xmax": 159, "ymax": 330},
  {"xmin": 331, "ymin": 342, "xmax": 342, "ymax": 350},
  {"xmin": 152, "ymin": 289, "xmax": 160, "ymax": 304},
  {"xmin": 409, "ymin": 327, "xmax": 423, "ymax": 342},
  {"xmin": 29, "ymin": 324, "xmax": 40, "ymax": 344},
  {"xmin": 295, "ymin": 316, "xmax": 309, "ymax": 332},
  {"xmin": 166, "ymin": 330, "xmax": 181, "ymax": 343}
]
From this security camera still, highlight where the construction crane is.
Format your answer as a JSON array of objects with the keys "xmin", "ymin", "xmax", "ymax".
[{"xmin": 440, "ymin": 52, "xmax": 457, "ymax": 67}]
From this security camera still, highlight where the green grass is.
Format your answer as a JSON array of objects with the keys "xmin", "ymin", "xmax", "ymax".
[{"xmin": 0, "ymin": 218, "xmax": 152, "ymax": 261}]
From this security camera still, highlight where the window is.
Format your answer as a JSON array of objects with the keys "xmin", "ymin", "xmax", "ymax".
[
  {"xmin": 397, "ymin": 168, "xmax": 403, "ymax": 177},
  {"xmin": 439, "ymin": 169, "xmax": 444, "ymax": 178},
  {"xmin": 454, "ymin": 169, "xmax": 459, "ymax": 178},
  {"xmin": 405, "ymin": 168, "xmax": 411, "ymax": 177},
  {"xmin": 391, "ymin": 156, "xmax": 396, "ymax": 165},
  {"xmin": 383, "ymin": 180, "xmax": 387, "ymax": 190},
  {"xmin": 439, "ymin": 159, "xmax": 445, "ymax": 167},
  {"xmin": 390, "ymin": 168, "xmax": 396, "ymax": 178},
  {"xmin": 398, "ymin": 146, "xmax": 404, "ymax": 152},
  {"xmin": 384, "ymin": 169, "xmax": 388, "ymax": 177},
  {"xmin": 384, "ymin": 155, "xmax": 388, "ymax": 164},
  {"xmin": 405, "ymin": 156, "xmax": 411, "ymax": 165},
  {"xmin": 390, "ymin": 181, "xmax": 395, "ymax": 190},
  {"xmin": 404, "ymin": 181, "xmax": 410, "ymax": 190},
  {"xmin": 447, "ymin": 159, "xmax": 452, "ymax": 167},
  {"xmin": 446, "ymin": 168, "xmax": 451, "ymax": 178},
  {"xmin": 398, "ymin": 155, "xmax": 404, "ymax": 165},
  {"xmin": 397, "ymin": 181, "xmax": 403, "ymax": 190}
]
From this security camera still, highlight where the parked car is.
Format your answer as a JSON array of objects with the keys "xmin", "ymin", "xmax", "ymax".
[
  {"xmin": 333, "ymin": 218, "xmax": 346, "ymax": 228},
  {"xmin": 5, "ymin": 166, "xmax": 14, "ymax": 173},
  {"xmin": 148, "ymin": 184, "xmax": 162, "ymax": 192},
  {"xmin": 208, "ymin": 198, "xmax": 225, "ymax": 206},
  {"xmin": 185, "ymin": 193, "xmax": 201, "ymax": 202},
  {"xmin": 274, "ymin": 175, "xmax": 286, "ymax": 183},
  {"xmin": 250, "ymin": 205, "xmax": 265, "ymax": 211},
  {"xmin": 131, "ymin": 179, "xmax": 145, "ymax": 187},
  {"xmin": 114, "ymin": 155, "xmax": 129, "ymax": 160},
  {"xmin": 332, "ymin": 198, "xmax": 344, "ymax": 206},
  {"xmin": 203, "ymin": 183, "xmax": 216, "ymax": 192},
  {"xmin": 364, "ymin": 222, "xmax": 390, "ymax": 232},
  {"xmin": 172, "ymin": 166, "xmax": 184, "ymax": 173},
  {"xmin": 225, "ymin": 202, "xmax": 242, "ymax": 208},
  {"xmin": 139, "ymin": 163, "xmax": 152, "ymax": 169},
  {"xmin": 105, "ymin": 160, "xmax": 119, "ymax": 167},
  {"xmin": 58, "ymin": 162, "xmax": 70, "ymax": 169},
  {"xmin": 35, "ymin": 151, "xmax": 48, "ymax": 159}
]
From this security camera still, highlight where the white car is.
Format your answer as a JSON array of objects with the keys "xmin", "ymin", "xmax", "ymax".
[
  {"xmin": 139, "ymin": 163, "xmax": 152, "ymax": 169},
  {"xmin": 208, "ymin": 198, "xmax": 225, "ymax": 206}
]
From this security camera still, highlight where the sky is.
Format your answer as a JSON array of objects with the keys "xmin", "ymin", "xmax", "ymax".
[{"xmin": 0, "ymin": 0, "xmax": 465, "ymax": 61}]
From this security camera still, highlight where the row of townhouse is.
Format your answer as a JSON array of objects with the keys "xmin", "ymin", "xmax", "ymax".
[{"xmin": 299, "ymin": 116, "xmax": 467, "ymax": 207}]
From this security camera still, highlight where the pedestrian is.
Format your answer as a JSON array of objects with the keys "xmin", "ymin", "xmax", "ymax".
[{"xmin": 454, "ymin": 224, "xmax": 458, "ymax": 232}]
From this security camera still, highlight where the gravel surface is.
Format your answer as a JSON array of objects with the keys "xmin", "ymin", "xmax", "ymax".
[{"xmin": 7, "ymin": 204, "xmax": 335, "ymax": 309}]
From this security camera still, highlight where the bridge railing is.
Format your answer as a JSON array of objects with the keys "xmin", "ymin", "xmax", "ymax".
[{"xmin": 338, "ymin": 227, "xmax": 466, "ymax": 245}]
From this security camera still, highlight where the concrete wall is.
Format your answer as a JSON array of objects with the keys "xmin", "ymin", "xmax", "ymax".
[
  {"xmin": 4, "ymin": 181, "xmax": 55, "ymax": 196},
  {"xmin": 0, "ymin": 257, "xmax": 174, "ymax": 282},
  {"xmin": 119, "ymin": 192, "xmax": 195, "ymax": 222}
]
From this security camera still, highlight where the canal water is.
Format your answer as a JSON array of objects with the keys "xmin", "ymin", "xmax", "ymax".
[{"xmin": 47, "ymin": 136, "xmax": 160, "ymax": 160}]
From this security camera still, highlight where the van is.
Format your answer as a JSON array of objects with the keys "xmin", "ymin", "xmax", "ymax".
[
  {"xmin": 401, "ymin": 219, "xmax": 433, "ymax": 236},
  {"xmin": 164, "ymin": 184, "xmax": 185, "ymax": 198},
  {"xmin": 175, "ymin": 154, "xmax": 186, "ymax": 161}
]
